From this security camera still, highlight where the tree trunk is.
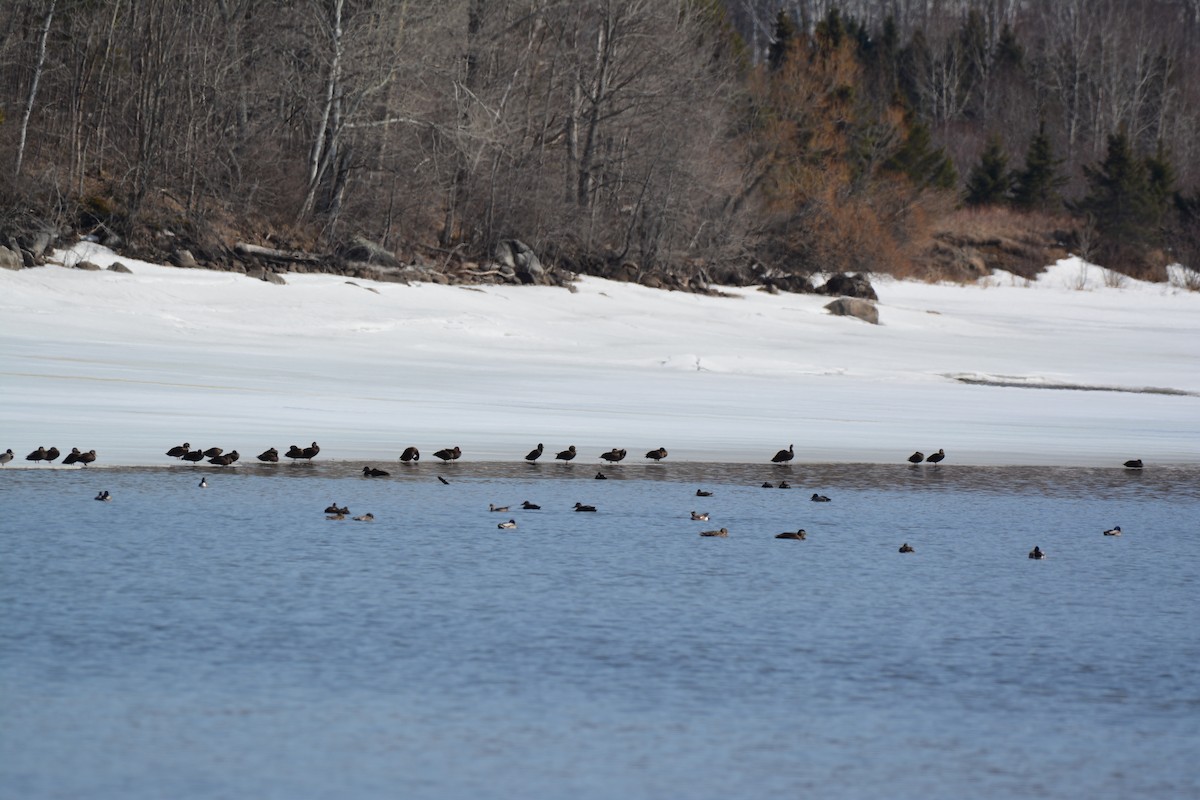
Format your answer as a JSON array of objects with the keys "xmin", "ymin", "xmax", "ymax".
[{"xmin": 15, "ymin": 0, "xmax": 56, "ymax": 178}]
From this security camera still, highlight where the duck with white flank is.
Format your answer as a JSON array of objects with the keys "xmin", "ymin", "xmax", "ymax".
[
  {"xmin": 497, "ymin": 519, "xmax": 517, "ymax": 530},
  {"xmin": 0, "ymin": 449, "xmax": 13, "ymax": 467},
  {"xmin": 690, "ymin": 511, "xmax": 709, "ymax": 521},
  {"xmin": 353, "ymin": 513, "xmax": 375, "ymax": 522},
  {"xmin": 95, "ymin": 490, "xmax": 111, "ymax": 501},
  {"xmin": 1028, "ymin": 546, "xmax": 1045, "ymax": 559},
  {"xmin": 1103, "ymin": 526, "xmax": 1122, "ymax": 536}
]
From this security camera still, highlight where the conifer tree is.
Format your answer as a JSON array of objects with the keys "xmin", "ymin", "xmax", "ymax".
[
  {"xmin": 1012, "ymin": 122, "xmax": 1064, "ymax": 211},
  {"xmin": 964, "ymin": 134, "xmax": 1011, "ymax": 206},
  {"xmin": 768, "ymin": 11, "xmax": 796, "ymax": 71},
  {"xmin": 1075, "ymin": 131, "xmax": 1158, "ymax": 242},
  {"xmin": 884, "ymin": 119, "xmax": 957, "ymax": 190}
]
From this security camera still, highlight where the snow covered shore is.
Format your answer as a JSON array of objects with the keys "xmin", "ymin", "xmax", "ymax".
[{"xmin": 2, "ymin": 243, "xmax": 1197, "ymax": 467}]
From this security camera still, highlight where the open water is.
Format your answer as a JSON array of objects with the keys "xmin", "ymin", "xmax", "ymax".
[{"xmin": 2, "ymin": 461, "xmax": 1198, "ymax": 799}]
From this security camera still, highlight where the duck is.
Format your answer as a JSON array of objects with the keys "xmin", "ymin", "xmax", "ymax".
[
  {"xmin": 555, "ymin": 445, "xmax": 577, "ymax": 462},
  {"xmin": 761, "ymin": 482, "xmax": 773, "ymax": 488},
  {"xmin": 301, "ymin": 442, "xmax": 320, "ymax": 460},
  {"xmin": 353, "ymin": 513, "xmax": 375, "ymax": 522},
  {"xmin": 926, "ymin": 448, "xmax": 945, "ymax": 465},
  {"xmin": 400, "ymin": 446, "xmax": 420, "ymax": 462},
  {"xmin": 772, "ymin": 444, "xmax": 794, "ymax": 464},
  {"xmin": 899, "ymin": 542, "xmax": 915, "ymax": 553},
  {"xmin": 324, "ymin": 503, "xmax": 341, "ymax": 513},
  {"xmin": 1028, "ymin": 545, "xmax": 1045, "ymax": 559},
  {"xmin": 326, "ymin": 513, "xmax": 346, "ymax": 520},
  {"xmin": 1123, "ymin": 459, "xmax": 1143, "ymax": 469},
  {"xmin": 645, "ymin": 447, "xmax": 668, "ymax": 461},
  {"xmin": 44, "ymin": 446, "xmax": 60, "ymax": 463},
  {"xmin": 0, "ymin": 448, "xmax": 13, "ymax": 467},
  {"xmin": 199, "ymin": 477, "xmax": 208, "ymax": 488},
  {"xmin": 433, "ymin": 445, "xmax": 461, "ymax": 462},
  {"xmin": 166, "ymin": 442, "xmax": 190, "ymax": 458},
  {"xmin": 908, "ymin": 451, "xmax": 924, "ymax": 464},
  {"xmin": 521, "ymin": 500, "xmax": 541, "ymax": 510},
  {"xmin": 691, "ymin": 511, "xmax": 710, "ymax": 521},
  {"xmin": 362, "ymin": 466, "xmax": 390, "ymax": 477},
  {"xmin": 776, "ymin": 529, "xmax": 806, "ymax": 540},
  {"xmin": 574, "ymin": 502, "xmax": 597, "ymax": 512},
  {"xmin": 210, "ymin": 451, "xmax": 240, "ymax": 466},
  {"xmin": 181, "ymin": 449, "xmax": 205, "ymax": 464},
  {"xmin": 700, "ymin": 527, "xmax": 729, "ymax": 537},
  {"xmin": 525, "ymin": 443, "xmax": 544, "ymax": 462},
  {"xmin": 77, "ymin": 450, "xmax": 97, "ymax": 467},
  {"xmin": 202, "ymin": 446, "xmax": 223, "ymax": 458},
  {"xmin": 595, "ymin": 471, "xmax": 607, "ymax": 480},
  {"xmin": 285, "ymin": 445, "xmax": 305, "ymax": 460},
  {"xmin": 497, "ymin": 519, "xmax": 518, "ymax": 530},
  {"xmin": 600, "ymin": 448, "xmax": 627, "ymax": 463},
  {"xmin": 1103, "ymin": 526, "xmax": 1122, "ymax": 536},
  {"xmin": 94, "ymin": 490, "xmax": 111, "ymax": 501},
  {"xmin": 62, "ymin": 448, "xmax": 82, "ymax": 465},
  {"xmin": 257, "ymin": 447, "xmax": 279, "ymax": 462},
  {"xmin": 696, "ymin": 489, "xmax": 712, "ymax": 497},
  {"xmin": 777, "ymin": 481, "xmax": 791, "ymax": 489},
  {"xmin": 489, "ymin": 503, "xmax": 510, "ymax": 512},
  {"xmin": 811, "ymin": 493, "xmax": 831, "ymax": 502},
  {"xmin": 25, "ymin": 446, "xmax": 46, "ymax": 463}
]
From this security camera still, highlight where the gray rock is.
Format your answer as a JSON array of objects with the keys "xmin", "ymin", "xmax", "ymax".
[
  {"xmin": 108, "ymin": 262, "xmax": 133, "ymax": 274},
  {"xmin": 171, "ymin": 249, "xmax": 197, "ymax": 269},
  {"xmin": 74, "ymin": 260, "xmax": 103, "ymax": 271},
  {"xmin": 341, "ymin": 236, "xmax": 399, "ymax": 267},
  {"xmin": 824, "ymin": 296, "xmax": 879, "ymax": 324},
  {"xmin": 820, "ymin": 273, "xmax": 878, "ymax": 300},
  {"xmin": 494, "ymin": 239, "xmax": 545, "ymax": 284},
  {"xmin": 263, "ymin": 270, "xmax": 287, "ymax": 285},
  {"xmin": 0, "ymin": 245, "xmax": 21, "ymax": 270},
  {"xmin": 21, "ymin": 249, "xmax": 36, "ymax": 268},
  {"xmin": 19, "ymin": 229, "xmax": 53, "ymax": 257}
]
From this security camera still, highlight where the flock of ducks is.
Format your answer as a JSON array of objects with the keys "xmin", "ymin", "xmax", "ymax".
[{"xmin": 9, "ymin": 438, "xmax": 1140, "ymax": 555}]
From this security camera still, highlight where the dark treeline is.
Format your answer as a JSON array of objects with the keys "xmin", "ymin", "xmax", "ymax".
[{"xmin": 1, "ymin": 0, "xmax": 1196, "ymax": 284}]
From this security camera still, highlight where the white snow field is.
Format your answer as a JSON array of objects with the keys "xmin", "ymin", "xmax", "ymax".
[{"xmin": 1, "ymin": 242, "xmax": 1197, "ymax": 467}]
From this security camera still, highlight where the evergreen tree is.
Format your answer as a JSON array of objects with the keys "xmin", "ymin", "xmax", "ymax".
[
  {"xmin": 884, "ymin": 119, "xmax": 957, "ymax": 190},
  {"xmin": 1012, "ymin": 122, "xmax": 1064, "ymax": 211},
  {"xmin": 1145, "ymin": 143, "xmax": 1176, "ymax": 221},
  {"xmin": 1075, "ymin": 131, "xmax": 1159, "ymax": 241},
  {"xmin": 964, "ymin": 134, "xmax": 1011, "ymax": 206},
  {"xmin": 768, "ymin": 11, "xmax": 796, "ymax": 71},
  {"xmin": 993, "ymin": 23, "xmax": 1024, "ymax": 72}
]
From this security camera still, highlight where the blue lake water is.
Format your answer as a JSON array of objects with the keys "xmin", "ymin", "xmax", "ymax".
[{"xmin": 2, "ymin": 461, "xmax": 1199, "ymax": 799}]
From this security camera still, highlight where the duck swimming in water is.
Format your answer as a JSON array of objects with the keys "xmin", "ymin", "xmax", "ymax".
[
  {"xmin": 574, "ymin": 502, "xmax": 597, "ymax": 512},
  {"xmin": 353, "ymin": 513, "xmax": 375, "ymax": 522},
  {"xmin": 489, "ymin": 503, "xmax": 510, "ymax": 512},
  {"xmin": 1028, "ymin": 546, "xmax": 1045, "ymax": 559},
  {"xmin": 497, "ymin": 519, "xmax": 517, "ymax": 529},
  {"xmin": 700, "ymin": 527, "xmax": 729, "ymax": 537},
  {"xmin": 696, "ymin": 489, "xmax": 712, "ymax": 497},
  {"xmin": 899, "ymin": 542, "xmax": 915, "ymax": 553},
  {"xmin": 199, "ymin": 477, "xmax": 208, "ymax": 488},
  {"xmin": 1103, "ymin": 526, "xmax": 1122, "ymax": 536},
  {"xmin": 811, "ymin": 493, "xmax": 831, "ymax": 502},
  {"xmin": 776, "ymin": 529, "xmax": 806, "ymax": 540},
  {"xmin": 521, "ymin": 500, "xmax": 541, "ymax": 510},
  {"xmin": 362, "ymin": 466, "xmax": 390, "ymax": 477},
  {"xmin": 94, "ymin": 490, "xmax": 111, "ymax": 501},
  {"xmin": 691, "ymin": 511, "xmax": 710, "ymax": 521}
]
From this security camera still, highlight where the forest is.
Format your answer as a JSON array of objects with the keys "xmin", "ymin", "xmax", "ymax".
[{"xmin": 2, "ymin": 0, "xmax": 1197, "ymax": 287}]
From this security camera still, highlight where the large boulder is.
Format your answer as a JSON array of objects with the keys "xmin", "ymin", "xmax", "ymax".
[
  {"xmin": 0, "ymin": 245, "xmax": 22, "ymax": 270},
  {"xmin": 340, "ymin": 236, "xmax": 399, "ymax": 267},
  {"xmin": 824, "ymin": 296, "xmax": 879, "ymax": 325},
  {"xmin": 820, "ymin": 272, "xmax": 878, "ymax": 300},
  {"xmin": 493, "ymin": 239, "xmax": 545, "ymax": 284}
]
